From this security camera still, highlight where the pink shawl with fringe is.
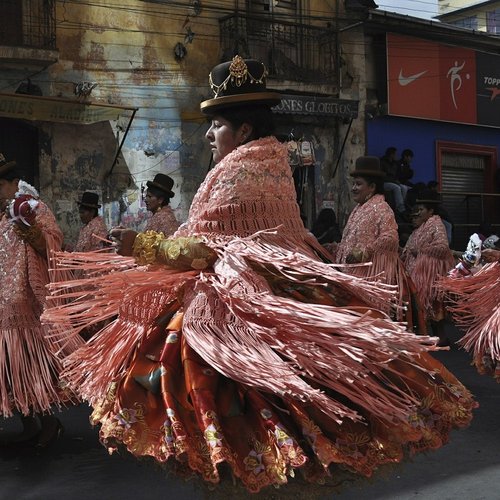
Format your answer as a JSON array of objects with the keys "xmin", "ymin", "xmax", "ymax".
[
  {"xmin": 0, "ymin": 201, "xmax": 80, "ymax": 416},
  {"xmin": 441, "ymin": 262, "xmax": 500, "ymax": 377},
  {"xmin": 334, "ymin": 194, "xmax": 407, "ymax": 310},
  {"xmin": 75, "ymin": 215, "xmax": 108, "ymax": 252},
  {"xmin": 145, "ymin": 205, "xmax": 179, "ymax": 236},
  {"xmin": 402, "ymin": 215, "xmax": 455, "ymax": 319},
  {"xmin": 45, "ymin": 137, "xmax": 447, "ymax": 424}
]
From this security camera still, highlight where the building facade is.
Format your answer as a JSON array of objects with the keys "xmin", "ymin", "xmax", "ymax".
[
  {"xmin": 0, "ymin": 0, "xmax": 376, "ymax": 246},
  {"xmin": 363, "ymin": 11, "xmax": 500, "ymax": 248}
]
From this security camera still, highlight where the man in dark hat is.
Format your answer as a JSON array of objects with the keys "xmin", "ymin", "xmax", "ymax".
[
  {"xmin": 143, "ymin": 173, "xmax": 179, "ymax": 236},
  {"xmin": 74, "ymin": 191, "xmax": 108, "ymax": 252},
  {"xmin": 0, "ymin": 153, "xmax": 71, "ymax": 446}
]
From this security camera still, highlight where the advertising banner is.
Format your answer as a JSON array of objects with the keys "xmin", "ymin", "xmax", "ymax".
[{"xmin": 387, "ymin": 33, "xmax": 500, "ymax": 128}]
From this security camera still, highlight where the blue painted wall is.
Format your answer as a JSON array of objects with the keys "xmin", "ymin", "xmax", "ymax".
[{"xmin": 367, "ymin": 115, "xmax": 500, "ymax": 184}]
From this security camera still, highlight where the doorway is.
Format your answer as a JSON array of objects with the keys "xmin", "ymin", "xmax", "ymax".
[
  {"xmin": 436, "ymin": 140, "xmax": 498, "ymax": 249},
  {"xmin": 0, "ymin": 118, "xmax": 39, "ymax": 187}
]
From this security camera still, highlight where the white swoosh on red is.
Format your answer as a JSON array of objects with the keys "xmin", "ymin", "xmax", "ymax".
[{"xmin": 398, "ymin": 69, "xmax": 428, "ymax": 86}]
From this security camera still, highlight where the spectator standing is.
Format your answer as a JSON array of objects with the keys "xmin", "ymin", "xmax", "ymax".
[
  {"xmin": 398, "ymin": 148, "xmax": 415, "ymax": 187},
  {"xmin": 380, "ymin": 146, "xmax": 407, "ymax": 214}
]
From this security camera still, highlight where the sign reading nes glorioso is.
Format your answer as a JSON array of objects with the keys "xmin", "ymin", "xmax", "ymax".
[{"xmin": 273, "ymin": 94, "xmax": 359, "ymax": 119}]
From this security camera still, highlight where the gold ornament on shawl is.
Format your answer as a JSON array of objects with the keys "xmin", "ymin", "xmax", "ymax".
[
  {"xmin": 157, "ymin": 237, "xmax": 217, "ymax": 270},
  {"xmin": 133, "ymin": 231, "xmax": 216, "ymax": 270},
  {"xmin": 209, "ymin": 55, "xmax": 267, "ymax": 98},
  {"xmin": 133, "ymin": 230, "xmax": 165, "ymax": 265}
]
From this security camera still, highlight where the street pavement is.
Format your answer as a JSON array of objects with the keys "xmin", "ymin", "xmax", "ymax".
[{"xmin": 1, "ymin": 322, "xmax": 499, "ymax": 500}]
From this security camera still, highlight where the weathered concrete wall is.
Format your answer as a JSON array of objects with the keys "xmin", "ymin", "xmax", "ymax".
[
  {"xmin": 30, "ymin": 0, "xmax": 220, "ymax": 245},
  {"xmin": 1, "ymin": 0, "xmax": 366, "ymax": 240}
]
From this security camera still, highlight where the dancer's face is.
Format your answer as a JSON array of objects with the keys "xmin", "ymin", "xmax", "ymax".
[
  {"xmin": 413, "ymin": 204, "xmax": 433, "ymax": 228},
  {"xmin": 206, "ymin": 115, "xmax": 247, "ymax": 164},
  {"xmin": 79, "ymin": 207, "xmax": 95, "ymax": 225},
  {"xmin": 351, "ymin": 176, "xmax": 375, "ymax": 205},
  {"xmin": 144, "ymin": 190, "xmax": 163, "ymax": 214}
]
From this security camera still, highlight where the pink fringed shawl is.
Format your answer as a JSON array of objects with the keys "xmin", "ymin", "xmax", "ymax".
[
  {"xmin": 0, "ymin": 202, "xmax": 81, "ymax": 416},
  {"xmin": 75, "ymin": 215, "xmax": 108, "ymax": 252},
  {"xmin": 441, "ymin": 263, "xmax": 500, "ymax": 370},
  {"xmin": 46, "ymin": 137, "xmax": 443, "ymax": 424},
  {"xmin": 335, "ymin": 194, "xmax": 407, "ymax": 312},
  {"xmin": 402, "ymin": 215, "xmax": 455, "ymax": 319},
  {"xmin": 145, "ymin": 206, "xmax": 180, "ymax": 236}
]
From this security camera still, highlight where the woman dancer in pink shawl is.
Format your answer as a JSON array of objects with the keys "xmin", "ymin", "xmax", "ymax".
[
  {"xmin": 402, "ymin": 192, "xmax": 455, "ymax": 346},
  {"xmin": 45, "ymin": 57, "xmax": 475, "ymax": 493},
  {"xmin": 332, "ymin": 157, "xmax": 416, "ymax": 325},
  {"xmin": 74, "ymin": 192, "xmax": 108, "ymax": 252},
  {"xmin": 143, "ymin": 173, "xmax": 179, "ymax": 236},
  {"xmin": 0, "ymin": 154, "xmax": 79, "ymax": 447}
]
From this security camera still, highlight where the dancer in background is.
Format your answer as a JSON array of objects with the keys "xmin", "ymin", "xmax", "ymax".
[
  {"xmin": 143, "ymin": 173, "xmax": 179, "ymax": 236},
  {"xmin": 0, "ymin": 154, "xmax": 79, "ymax": 447},
  {"xmin": 442, "ymin": 242, "xmax": 500, "ymax": 380},
  {"xmin": 75, "ymin": 192, "xmax": 108, "ymax": 252},
  {"xmin": 332, "ymin": 157, "xmax": 420, "ymax": 327},
  {"xmin": 402, "ymin": 191, "xmax": 455, "ymax": 346}
]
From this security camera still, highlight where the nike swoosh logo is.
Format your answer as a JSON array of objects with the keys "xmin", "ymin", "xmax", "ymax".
[
  {"xmin": 398, "ymin": 69, "xmax": 428, "ymax": 86},
  {"xmin": 486, "ymin": 87, "xmax": 500, "ymax": 101}
]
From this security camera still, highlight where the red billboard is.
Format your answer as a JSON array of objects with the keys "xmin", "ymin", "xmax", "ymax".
[{"xmin": 387, "ymin": 33, "xmax": 499, "ymax": 127}]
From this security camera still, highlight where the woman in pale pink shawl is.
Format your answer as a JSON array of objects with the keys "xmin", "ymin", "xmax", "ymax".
[
  {"xmin": 0, "ymin": 155, "xmax": 79, "ymax": 447},
  {"xmin": 402, "ymin": 192, "xmax": 455, "ymax": 345},
  {"xmin": 45, "ymin": 57, "xmax": 475, "ymax": 493},
  {"xmin": 333, "ymin": 156, "xmax": 414, "ymax": 324}
]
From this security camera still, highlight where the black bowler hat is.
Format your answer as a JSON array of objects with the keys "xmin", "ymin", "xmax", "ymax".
[
  {"xmin": 146, "ymin": 173, "xmax": 175, "ymax": 198},
  {"xmin": 0, "ymin": 153, "xmax": 17, "ymax": 179},
  {"xmin": 350, "ymin": 156, "xmax": 386, "ymax": 178},
  {"xmin": 200, "ymin": 55, "xmax": 282, "ymax": 114},
  {"xmin": 77, "ymin": 192, "xmax": 101, "ymax": 209},
  {"xmin": 416, "ymin": 190, "xmax": 442, "ymax": 205}
]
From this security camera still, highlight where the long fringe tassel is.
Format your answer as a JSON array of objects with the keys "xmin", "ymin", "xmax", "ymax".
[
  {"xmin": 212, "ymin": 231, "xmax": 400, "ymax": 315},
  {"xmin": 44, "ymin": 267, "xmax": 197, "ymax": 403},
  {"xmin": 411, "ymin": 253, "xmax": 454, "ymax": 316},
  {"xmin": 441, "ymin": 263, "xmax": 500, "ymax": 362},
  {"xmin": 182, "ymin": 248, "xmax": 440, "ymax": 426}
]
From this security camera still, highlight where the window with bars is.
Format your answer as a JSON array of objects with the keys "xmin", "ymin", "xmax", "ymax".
[{"xmin": 0, "ymin": 0, "xmax": 56, "ymax": 49}]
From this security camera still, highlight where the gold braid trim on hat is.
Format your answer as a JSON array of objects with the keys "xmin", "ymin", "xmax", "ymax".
[{"xmin": 209, "ymin": 55, "xmax": 268, "ymax": 98}]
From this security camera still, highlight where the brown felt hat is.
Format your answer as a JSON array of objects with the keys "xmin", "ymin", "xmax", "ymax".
[
  {"xmin": 416, "ymin": 190, "xmax": 442, "ymax": 205},
  {"xmin": 146, "ymin": 173, "xmax": 175, "ymax": 198},
  {"xmin": 200, "ymin": 55, "xmax": 281, "ymax": 114},
  {"xmin": 77, "ymin": 191, "xmax": 101, "ymax": 209},
  {"xmin": 350, "ymin": 156, "xmax": 386, "ymax": 178}
]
